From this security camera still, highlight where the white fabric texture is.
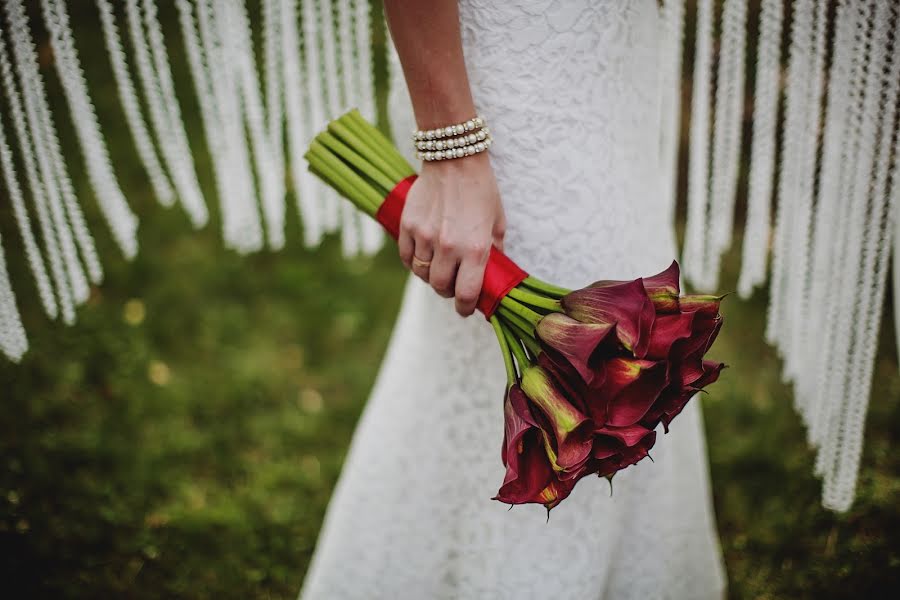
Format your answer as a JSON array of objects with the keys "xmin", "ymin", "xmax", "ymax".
[{"xmin": 300, "ymin": 2, "xmax": 725, "ymax": 598}]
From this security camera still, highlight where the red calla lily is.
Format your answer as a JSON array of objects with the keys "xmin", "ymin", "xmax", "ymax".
[
  {"xmin": 599, "ymin": 358, "xmax": 669, "ymax": 427},
  {"xmin": 520, "ymin": 365, "xmax": 593, "ymax": 471},
  {"xmin": 561, "ymin": 278, "xmax": 655, "ymax": 358},
  {"xmin": 535, "ymin": 313, "xmax": 616, "ymax": 384}
]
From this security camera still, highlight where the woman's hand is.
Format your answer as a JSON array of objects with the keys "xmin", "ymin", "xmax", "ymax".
[
  {"xmin": 384, "ymin": 0, "xmax": 503, "ymax": 316},
  {"xmin": 398, "ymin": 152, "xmax": 506, "ymax": 317}
]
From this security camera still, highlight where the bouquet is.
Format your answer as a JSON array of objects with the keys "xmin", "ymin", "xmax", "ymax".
[{"xmin": 305, "ymin": 110, "xmax": 725, "ymax": 511}]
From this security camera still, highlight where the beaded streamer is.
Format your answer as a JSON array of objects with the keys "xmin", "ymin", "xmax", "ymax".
[
  {"xmin": 97, "ymin": 0, "xmax": 174, "ymax": 208},
  {"xmin": 0, "ymin": 27, "xmax": 59, "ymax": 320},
  {"xmin": 738, "ymin": 0, "xmax": 782, "ymax": 299},
  {"xmin": 41, "ymin": 0, "xmax": 138, "ymax": 262},
  {"xmin": 681, "ymin": 0, "xmax": 714, "ymax": 290},
  {"xmin": 706, "ymin": 0, "xmax": 747, "ymax": 287},
  {"xmin": 0, "ymin": 232, "xmax": 26, "ymax": 361},
  {"xmin": 3, "ymin": 3, "xmax": 83, "ymax": 321},
  {"xmin": 658, "ymin": 0, "xmax": 685, "ymax": 230}
]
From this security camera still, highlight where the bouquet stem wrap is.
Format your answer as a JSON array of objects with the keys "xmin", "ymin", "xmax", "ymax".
[{"xmin": 376, "ymin": 174, "xmax": 527, "ymax": 317}]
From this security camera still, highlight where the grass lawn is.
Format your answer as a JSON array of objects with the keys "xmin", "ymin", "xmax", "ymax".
[{"xmin": 1, "ymin": 2, "xmax": 898, "ymax": 598}]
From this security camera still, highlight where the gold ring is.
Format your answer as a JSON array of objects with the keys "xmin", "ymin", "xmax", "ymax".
[{"xmin": 412, "ymin": 256, "xmax": 431, "ymax": 269}]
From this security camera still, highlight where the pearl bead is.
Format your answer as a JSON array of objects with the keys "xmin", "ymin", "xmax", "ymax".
[
  {"xmin": 465, "ymin": 119, "xmax": 475, "ymax": 131},
  {"xmin": 475, "ymin": 142, "xmax": 485, "ymax": 152}
]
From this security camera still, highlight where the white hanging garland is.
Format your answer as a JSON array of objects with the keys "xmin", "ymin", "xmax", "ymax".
[
  {"xmin": 96, "ymin": 0, "xmax": 174, "ymax": 208},
  {"xmin": 0, "ymin": 27, "xmax": 59, "ymax": 321}
]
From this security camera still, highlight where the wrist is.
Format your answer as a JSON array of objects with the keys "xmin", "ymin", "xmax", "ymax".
[
  {"xmin": 413, "ymin": 93, "xmax": 477, "ymax": 132},
  {"xmin": 421, "ymin": 152, "xmax": 493, "ymax": 188},
  {"xmin": 422, "ymin": 149, "xmax": 490, "ymax": 172}
]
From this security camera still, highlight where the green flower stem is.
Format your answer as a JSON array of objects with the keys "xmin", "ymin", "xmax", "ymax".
[
  {"xmin": 328, "ymin": 120, "xmax": 406, "ymax": 184},
  {"xmin": 345, "ymin": 110, "xmax": 416, "ymax": 177},
  {"xmin": 333, "ymin": 115, "xmax": 402, "ymax": 182},
  {"xmin": 503, "ymin": 325, "xmax": 530, "ymax": 371},
  {"xmin": 496, "ymin": 303, "xmax": 536, "ymax": 339},
  {"xmin": 490, "ymin": 316, "xmax": 518, "ymax": 385},
  {"xmin": 306, "ymin": 146, "xmax": 379, "ymax": 214},
  {"xmin": 305, "ymin": 150, "xmax": 367, "ymax": 212},
  {"xmin": 339, "ymin": 112, "xmax": 402, "ymax": 173},
  {"xmin": 506, "ymin": 285, "xmax": 563, "ymax": 313},
  {"xmin": 317, "ymin": 131, "xmax": 395, "ymax": 195},
  {"xmin": 521, "ymin": 275, "xmax": 571, "ymax": 299},
  {"xmin": 307, "ymin": 165, "xmax": 363, "ymax": 213},
  {"xmin": 499, "ymin": 295, "xmax": 542, "ymax": 326},
  {"xmin": 502, "ymin": 315, "xmax": 542, "ymax": 357},
  {"xmin": 305, "ymin": 142, "xmax": 381, "ymax": 214}
]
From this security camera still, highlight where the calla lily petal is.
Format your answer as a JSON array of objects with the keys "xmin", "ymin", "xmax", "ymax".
[
  {"xmin": 679, "ymin": 294, "xmax": 724, "ymax": 316},
  {"xmin": 535, "ymin": 313, "xmax": 616, "ymax": 384},
  {"xmin": 562, "ymin": 278, "xmax": 655, "ymax": 357},
  {"xmin": 494, "ymin": 428, "xmax": 555, "ymax": 505},
  {"xmin": 500, "ymin": 385, "xmax": 536, "ymax": 468},
  {"xmin": 643, "ymin": 261, "xmax": 681, "ymax": 313},
  {"xmin": 647, "ymin": 312, "xmax": 696, "ymax": 360},
  {"xmin": 592, "ymin": 429, "xmax": 657, "ymax": 477},
  {"xmin": 521, "ymin": 366, "xmax": 593, "ymax": 470},
  {"xmin": 643, "ymin": 260, "xmax": 681, "ymax": 296},
  {"xmin": 601, "ymin": 358, "xmax": 669, "ymax": 427}
]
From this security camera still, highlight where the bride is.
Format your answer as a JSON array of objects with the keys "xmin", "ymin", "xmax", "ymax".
[{"xmin": 301, "ymin": 1, "xmax": 725, "ymax": 598}]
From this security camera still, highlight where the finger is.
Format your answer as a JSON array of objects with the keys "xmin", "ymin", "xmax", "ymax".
[
  {"xmin": 429, "ymin": 245, "xmax": 458, "ymax": 298},
  {"xmin": 398, "ymin": 228, "xmax": 414, "ymax": 270},
  {"xmin": 455, "ymin": 250, "xmax": 489, "ymax": 317},
  {"xmin": 411, "ymin": 228, "xmax": 435, "ymax": 282},
  {"xmin": 411, "ymin": 248, "xmax": 431, "ymax": 283}
]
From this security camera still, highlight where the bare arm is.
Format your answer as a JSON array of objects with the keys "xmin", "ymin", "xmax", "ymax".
[{"xmin": 384, "ymin": 0, "xmax": 506, "ymax": 317}]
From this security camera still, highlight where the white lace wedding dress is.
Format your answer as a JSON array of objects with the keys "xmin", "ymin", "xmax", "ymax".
[{"xmin": 300, "ymin": 2, "xmax": 726, "ymax": 598}]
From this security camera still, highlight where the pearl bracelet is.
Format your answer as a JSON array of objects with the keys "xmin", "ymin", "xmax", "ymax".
[
  {"xmin": 412, "ymin": 115, "xmax": 486, "ymax": 142},
  {"xmin": 415, "ymin": 127, "xmax": 490, "ymax": 152},
  {"xmin": 416, "ymin": 133, "xmax": 493, "ymax": 162}
]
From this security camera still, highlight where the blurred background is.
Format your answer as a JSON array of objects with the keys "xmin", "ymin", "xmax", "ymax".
[{"xmin": 0, "ymin": 1, "xmax": 898, "ymax": 598}]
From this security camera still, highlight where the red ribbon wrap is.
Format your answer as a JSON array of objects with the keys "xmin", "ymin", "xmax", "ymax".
[{"xmin": 376, "ymin": 175, "xmax": 528, "ymax": 318}]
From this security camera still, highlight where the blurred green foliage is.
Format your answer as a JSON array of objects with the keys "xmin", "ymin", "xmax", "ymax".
[{"xmin": 1, "ymin": 1, "xmax": 898, "ymax": 599}]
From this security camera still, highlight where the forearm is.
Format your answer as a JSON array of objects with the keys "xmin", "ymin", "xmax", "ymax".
[{"xmin": 383, "ymin": 0, "xmax": 477, "ymax": 129}]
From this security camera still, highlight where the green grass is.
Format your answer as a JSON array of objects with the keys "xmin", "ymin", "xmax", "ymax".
[{"xmin": 1, "ymin": 2, "xmax": 899, "ymax": 598}]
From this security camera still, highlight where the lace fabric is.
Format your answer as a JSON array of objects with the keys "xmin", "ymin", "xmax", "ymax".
[{"xmin": 300, "ymin": 2, "xmax": 726, "ymax": 598}]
